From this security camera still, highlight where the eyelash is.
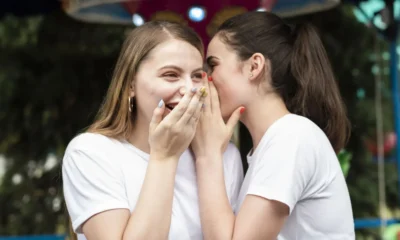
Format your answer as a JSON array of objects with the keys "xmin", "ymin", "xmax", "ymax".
[
  {"xmin": 163, "ymin": 72, "xmax": 203, "ymax": 81},
  {"xmin": 192, "ymin": 73, "xmax": 202, "ymax": 81},
  {"xmin": 207, "ymin": 63, "xmax": 216, "ymax": 73},
  {"xmin": 164, "ymin": 72, "xmax": 179, "ymax": 78}
]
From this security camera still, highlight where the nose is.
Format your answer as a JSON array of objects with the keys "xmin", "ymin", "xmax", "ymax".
[
  {"xmin": 179, "ymin": 87, "xmax": 186, "ymax": 95},
  {"xmin": 178, "ymin": 76, "xmax": 195, "ymax": 96}
]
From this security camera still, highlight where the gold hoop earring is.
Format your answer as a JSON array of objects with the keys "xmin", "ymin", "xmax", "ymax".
[{"xmin": 250, "ymin": 73, "xmax": 253, "ymax": 78}]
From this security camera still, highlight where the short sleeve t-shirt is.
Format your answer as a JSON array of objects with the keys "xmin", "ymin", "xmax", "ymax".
[
  {"xmin": 63, "ymin": 133, "xmax": 244, "ymax": 240},
  {"xmin": 235, "ymin": 114, "xmax": 355, "ymax": 240}
]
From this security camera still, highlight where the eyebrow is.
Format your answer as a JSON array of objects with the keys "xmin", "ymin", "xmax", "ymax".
[
  {"xmin": 159, "ymin": 65, "xmax": 182, "ymax": 72},
  {"xmin": 159, "ymin": 65, "xmax": 203, "ymax": 73}
]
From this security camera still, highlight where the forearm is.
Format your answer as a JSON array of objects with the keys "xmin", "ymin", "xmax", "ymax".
[
  {"xmin": 196, "ymin": 155, "xmax": 235, "ymax": 240},
  {"xmin": 123, "ymin": 155, "xmax": 178, "ymax": 240}
]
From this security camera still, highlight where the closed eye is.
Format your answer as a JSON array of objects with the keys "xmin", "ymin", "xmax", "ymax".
[
  {"xmin": 163, "ymin": 72, "xmax": 179, "ymax": 81},
  {"xmin": 205, "ymin": 62, "xmax": 216, "ymax": 74},
  {"xmin": 192, "ymin": 73, "xmax": 203, "ymax": 82}
]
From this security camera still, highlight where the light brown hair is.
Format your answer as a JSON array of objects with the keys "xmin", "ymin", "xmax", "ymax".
[
  {"xmin": 67, "ymin": 21, "xmax": 203, "ymax": 239},
  {"xmin": 216, "ymin": 12, "xmax": 350, "ymax": 152}
]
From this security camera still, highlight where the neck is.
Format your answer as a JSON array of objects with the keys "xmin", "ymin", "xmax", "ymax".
[
  {"xmin": 241, "ymin": 95, "xmax": 289, "ymax": 150},
  {"xmin": 127, "ymin": 115, "xmax": 151, "ymax": 154}
]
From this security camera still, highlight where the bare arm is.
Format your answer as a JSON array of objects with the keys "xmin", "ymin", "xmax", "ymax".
[
  {"xmin": 196, "ymin": 155, "xmax": 235, "ymax": 240},
  {"xmin": 196, "ymin": 155, "xmax": 288, "ymax": 240},
  {"xmin": 82, "ymin": 156, "xmax": 178, "ymax": 240},
  {"xmin": 78, "ymin": 85, "xmax": 205, "ymax": 240}
]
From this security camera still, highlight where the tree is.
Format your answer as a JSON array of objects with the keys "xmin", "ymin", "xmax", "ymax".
[
  {"xmin": 0, "ymin": 11, "xmax": 129, "ymax": 235},
  {"xmin": 0, "ymin": 5, "xmax": 396, "ymax": 238}
]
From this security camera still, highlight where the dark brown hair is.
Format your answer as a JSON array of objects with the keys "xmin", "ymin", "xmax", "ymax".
[
  {"xmin": 217, "ymin": 12, "xmax": 350, "ymax": 152},
  {"xmin": 87, "ymin": 21, "xmax": 204, "ymax": 140}
]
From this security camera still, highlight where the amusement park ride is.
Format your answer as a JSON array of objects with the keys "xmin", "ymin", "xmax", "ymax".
[{"xmin": 0, "ymin": 0, "xmax": 399, "ymax": 238}]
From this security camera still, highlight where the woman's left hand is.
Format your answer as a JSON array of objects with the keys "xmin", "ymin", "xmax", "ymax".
[{"xmin": 191, "ymin": 75, "xmax": 243, "ymax": 159}]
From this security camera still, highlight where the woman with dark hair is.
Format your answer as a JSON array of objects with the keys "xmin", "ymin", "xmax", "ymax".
[{"xmin": 192, "ymin": 11, "xmax": 355, "ymax": 239}]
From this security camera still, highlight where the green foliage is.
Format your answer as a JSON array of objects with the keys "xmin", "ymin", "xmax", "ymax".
[
  {"xmin": 0, "ymin": 5, "xmax": 397, "ymax": 238},
  {"xmin": 0, "ymin": 11, "xmax": 129, "ymax": 235},
  {"xmin": 338, "ymin": 149, "xmax": 353, "ymax": 177}
]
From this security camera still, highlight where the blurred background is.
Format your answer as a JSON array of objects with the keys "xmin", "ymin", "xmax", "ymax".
[{"xmin": 0, "ymin": 0, "xmax": 400, "ymax": 239}]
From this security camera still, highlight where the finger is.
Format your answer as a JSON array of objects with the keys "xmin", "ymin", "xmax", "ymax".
[
  {"xmin": 189, "ymin": 95, "xmax": 205, "ymax": 126},
  {"xmin": 226, "ymin": 106, "xmax": 245, "ymax": 135},
  {"xmin": 209, "ymin": 81, "xmax": 221, "ymax": 113},
  {"xmin": 149, "ymin": 99, "xmax": 166, "ymax": 132},
  {"xmin": 164, "ymin": 87, "xmax": 197, "ymax": 123},
  {"xmin": 177, "ymin": 86, "xmax": 205, "ymax": 125},
  {"xmin": 203, "ymin": 75, "xmax": 212, "ymax": 113}
]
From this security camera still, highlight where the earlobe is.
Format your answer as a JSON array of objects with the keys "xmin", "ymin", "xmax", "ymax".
[{"xmin": 130, "ymin": 81, "xmax": 136, "ymax": 98}]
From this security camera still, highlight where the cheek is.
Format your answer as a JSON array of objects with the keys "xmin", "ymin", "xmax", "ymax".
[
  {"xmin": 142, "ymin": 81, "xmax": 175, "ymax": 99},
  {"xmin": 212, "ymin": 69, "xmax": 239, "ymax": 101},
  {"xmin": 212, "ymin": 75, "xmax": 244, "ymax": 118}
]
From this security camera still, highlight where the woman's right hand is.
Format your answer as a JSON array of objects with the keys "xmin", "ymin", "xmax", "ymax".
[{"xmin": 148, "ymin": 86, "xmax": 206, "ymax": 160}]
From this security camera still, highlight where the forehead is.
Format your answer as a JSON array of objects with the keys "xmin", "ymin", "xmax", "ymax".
[
  {"xmin": 207, "ymin": 36, "xmax": 244, "ymax": 71},
  {"xmin": 207, "ymin": 36, "xmax": 232, "ymax": 58},
  {"xmin": 145, "ymin": 39, "xmax": 203, "ymax": 69}
]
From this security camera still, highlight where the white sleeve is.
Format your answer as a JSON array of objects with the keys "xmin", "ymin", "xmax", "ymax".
[
  {"xmin": 223, "ymin": 143, "xmax": 244, "ymax": 211},
  {"xmin": 62, "ymin": 148, "xmax": 130, "ymax": 233},
  {"xmin": 247, "ymin": 132, "xmax": 313, "ymax": 214}
]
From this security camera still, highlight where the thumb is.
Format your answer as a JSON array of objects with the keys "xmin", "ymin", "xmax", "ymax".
[
  {"xmin": 226, "ymin": 106, "xmax": 245, "ymax": 134},
  {"xmin": 149, "ymin": 99, "xmax": 165, "ymax": 132}
]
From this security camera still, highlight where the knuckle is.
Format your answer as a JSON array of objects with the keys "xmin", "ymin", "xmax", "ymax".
[
  {"xmin": 177, "ymin": 105, "xmax": 187, "ymax": 114},
  {"xmin": 171, "ymin": 125, "xmax": 180, "ymax": 134},
  {"xmin": 187, "ymin": 105, "xmax": 196, "ymax": 115},
  {"xmin": 163, "ymin": 122, "xmax": 173, "ymax": 129}
]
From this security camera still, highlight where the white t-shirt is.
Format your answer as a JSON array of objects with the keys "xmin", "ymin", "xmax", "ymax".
[
  {"xmin": 236, "ymin": 114, "xmax": 355, "ymax": 240},
  {"xmin": 63, "ymin": 133, "xmax": 244, "ymax": 240}
]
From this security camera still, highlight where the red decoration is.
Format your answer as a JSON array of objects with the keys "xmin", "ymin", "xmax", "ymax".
[{"xmin": 365, "ymin": 132, "xmax": 397, "ymax": 156}]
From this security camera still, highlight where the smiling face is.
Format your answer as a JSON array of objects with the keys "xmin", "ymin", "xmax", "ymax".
[{"xmin": 133, "ymin": 38, "xmax": 204, "ymax": 125}]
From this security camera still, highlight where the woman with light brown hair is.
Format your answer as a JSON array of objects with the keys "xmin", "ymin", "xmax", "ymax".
[{"xmin": 62, "ymin": 21, "xmax": 244, "ymax": 240}]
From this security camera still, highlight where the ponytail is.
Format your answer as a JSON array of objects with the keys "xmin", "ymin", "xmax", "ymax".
[
  {"xmin": 216, "ymin": 12, "xmax": 350, "ymax": 152},
  {"xmin": 289, "ymin": 23, "xmax": 350, "ymax": 152}
]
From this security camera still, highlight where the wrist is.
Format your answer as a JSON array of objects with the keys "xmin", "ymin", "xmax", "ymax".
[
  {"xmin": 195, "ymin": 153, "xmax": 224, "ymax": 166},
  {"xmin": 195, "ymin": 147, "xmax": 224, "ymax": 159},
  {"xmin": 149, "ymin": 152, "xmax": 179, "ymax": 162}
]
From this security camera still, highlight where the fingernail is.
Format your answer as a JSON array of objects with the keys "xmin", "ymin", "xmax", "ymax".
[
  {"xmin": 158, "ymin": 99, "xmax": 164, "ymax": 108},
  {"xmin": 191, "ymin": 87, "xmax": 198, "ymax": 93},
  {"xmin": 240, "ymin": 107, "xmax": 245, "ymax": 114},
  {"xmin": 200, "ymin": 87, "xmax": 207, "ymax": 97},
  {"xmin": 202, "ymin": 72, "xmax": 207, "ymax": 78},
  {"xmin": 200, "ymin": 87, "xmax": 206, "ymax": 95},
  {"xmin": 208, "ymin": 76, "xmax": 212, "ymax": 82}
]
